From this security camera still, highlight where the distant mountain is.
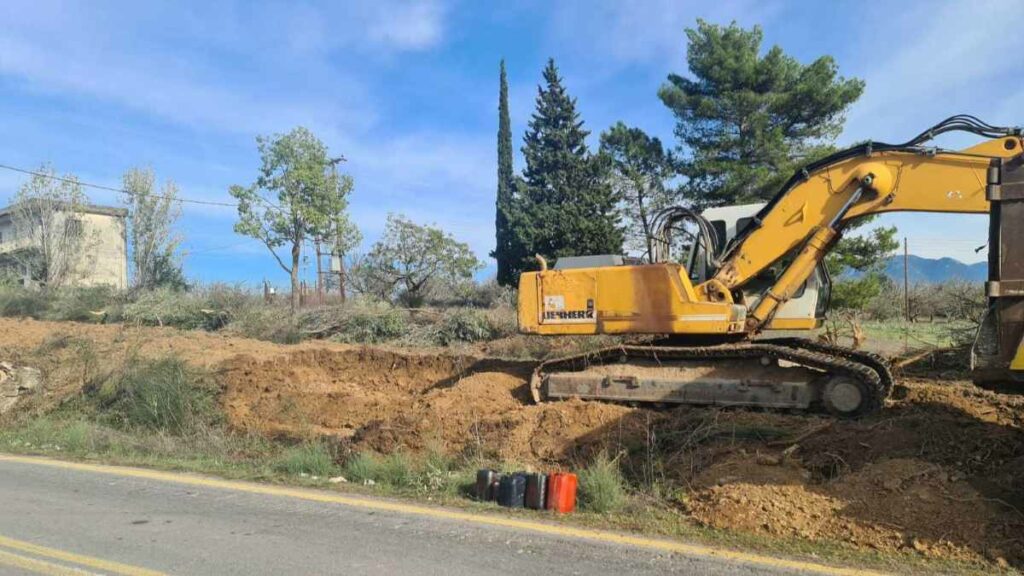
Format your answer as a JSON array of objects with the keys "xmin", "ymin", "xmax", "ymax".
[{"xmin": 880, "ymin": 255, "xmax": 987, "ymax": 284}]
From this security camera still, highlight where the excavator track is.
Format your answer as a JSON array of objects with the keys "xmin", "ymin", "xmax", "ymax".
[
  {"xmin": 763, "ymin": 338, "xmax": 894, "ymax": 397},
  {"xmin": 529, "ymin": 340, "xmax": 891, "ymax": 418}
]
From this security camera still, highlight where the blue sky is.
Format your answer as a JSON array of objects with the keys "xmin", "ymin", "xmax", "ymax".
[{"xmin": 1, "ymin": 0, "xmax": 1022, "ymax": 287}]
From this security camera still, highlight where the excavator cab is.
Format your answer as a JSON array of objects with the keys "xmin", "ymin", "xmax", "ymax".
[{"xmin": 687, "ymin": 203, "xmax": 831, "ymax": 332}]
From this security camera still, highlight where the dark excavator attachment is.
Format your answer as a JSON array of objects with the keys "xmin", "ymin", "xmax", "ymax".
[{"xmin": 972, "ymin": 155, "xmax": 1024, "ymax": 388}]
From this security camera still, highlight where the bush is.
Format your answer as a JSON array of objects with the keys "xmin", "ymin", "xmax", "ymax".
[
  {"xmin": 343, "ymin": 451, "xmax": 382, "ymax": 484},
  {"xmin": 123, "ymin": 288, "xmax": 208, "ymax": 329},
  {"xmin": 426, "ymin": 279, "xmax": 515, "ymax": 309},
  {"xmin": 48, "ymin": 286, "xmax": 122, "ymax": 323},
  {"xmin": 434, "ymin": 308, "xmax": 494, "ymax": 345},
  {"xmin": 229, "ymin": 304, "xmax": 302, "ymax": 344},
  {"xmin": 272, "ymin": 442, "xmax": 338, "ymax": 477},
  {"xmin": 93, "ymin": 356, "xmax": 217, "ymax": 434},
  {"xmin": 377, "ymin": 452, "xmax": 415, "ymax": 487},
  {"xmin": 331, "ymin": 302, "xmax": 407, "ymax": 344},
  {"xmin": 0, "ymin": 286, "xmax": 51, "ymax": 318},
  {"xmin": 578, "ymin": 452, "xmax": 627, "ymax": 513},
  {"xmin": 831, "ymin": 273, "xmax": 888, "ymax": 311}
]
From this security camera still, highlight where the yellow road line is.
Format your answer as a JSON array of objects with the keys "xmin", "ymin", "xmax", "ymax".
[
  {"xmin": 0, "ymin": 548, "xmax": 97, "ymax": 576},
  {"xmin": 1, "ymin": 453, "xmax": 887, "ymax": 576},
  {"xmin": 0, "ymin": 534, "xmax": 165, "ymax": 576}
]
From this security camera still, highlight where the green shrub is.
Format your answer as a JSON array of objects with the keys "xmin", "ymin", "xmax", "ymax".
[
  {"xmin": 199, "ymin": 284, "xmax": 254, "ymax": 314},
  {"xmin": 123, "ymin": 288, "xmax": 208, "ymax": 329},
  {"xmin": 578, "ymin": 452, "xmax": 627, "ymax": 514},
  {"xmin": 831, "ymin": 273, "xmax": 888, "ymax": 312},
  {"xmin": 229, "ymin": 304, "xmax": 302, "ymax": 344},
  {"xmin": 48, "ymin": 286, "xmax": 122, "ymax": 323},
  {"xmin": 378, "ymin": 452, "xmax": 415, "ymax": 487},
  {"xmin": 331, "ymin": 303, "xmax": 407, "ymax": 344},
  {"xmin": 0, "ymin": 286, "xmax": 51, "ymax": 318},
  {"xmin": 272, "ymin": 442, "xmax": 338, "ymax": 477},
  {"xmin": 93, "ymin": 356, "xmax": 217, "ymax": 434},
  {"xmin": 434, "ymin": 308, "xmax": 493, "ymax": 345},
  {"xmin": 343, "ymin": 451, "xmax": 383, "ymax": 483}
]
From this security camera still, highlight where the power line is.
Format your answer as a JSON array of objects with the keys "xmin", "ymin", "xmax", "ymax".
[{"xmin": 0, "ymin": 162, "xmax": 238, "ymax": 208}]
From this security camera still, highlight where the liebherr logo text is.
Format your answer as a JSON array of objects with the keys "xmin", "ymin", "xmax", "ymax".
[{"xmin": 543, "ymin": 309, "xmax": 595, "ymax": 320}]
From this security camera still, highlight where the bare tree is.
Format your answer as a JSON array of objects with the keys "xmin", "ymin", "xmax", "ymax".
[
  {"xmin": 9, "ymin": 165, "xmax": 92, "ymax": 289},
  {"xmin": 122, "ymin": 168, "xmax": 185, "ymax": 290}
]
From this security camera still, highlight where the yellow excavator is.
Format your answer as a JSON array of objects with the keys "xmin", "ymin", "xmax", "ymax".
[{"xmin": 518, "ymin": 115, "xmax": 1024, "ymax": 417}]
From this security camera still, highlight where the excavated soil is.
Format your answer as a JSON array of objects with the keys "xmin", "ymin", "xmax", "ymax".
[{"xmin": 1, "ymin": 317, "xmax": 1023, "ymax": 566}]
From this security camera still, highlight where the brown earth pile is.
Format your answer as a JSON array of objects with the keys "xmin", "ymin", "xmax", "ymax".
[{"xmin": 1, "ymin": 318, "xmax": 1023, "ymax": 566}]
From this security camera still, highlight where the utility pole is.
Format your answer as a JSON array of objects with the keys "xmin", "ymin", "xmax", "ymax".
[
  {"xmin": 327, "ymin": 155, "xmax": 347, "ymax": 304},
  {"xmin": 903, "ymin": 237, "xmax": 910, "ymax": 322}
]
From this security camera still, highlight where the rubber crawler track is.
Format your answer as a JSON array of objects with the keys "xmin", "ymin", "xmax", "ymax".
[{"xmin": 531, "ymin": 340, "xmax": 891, "ymax": 417}]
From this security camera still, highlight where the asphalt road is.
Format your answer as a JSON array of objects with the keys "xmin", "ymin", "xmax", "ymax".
[{"xmin": 0, "ymin": 455, "xmax": 861, "ymax": 576}]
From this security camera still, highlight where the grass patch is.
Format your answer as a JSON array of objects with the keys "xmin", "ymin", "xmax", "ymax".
[
  {"xmin": 91, "ymin": 356, "xmax": 218, "ymax": 434},
  {"xmin": 272, "ymin": 442, "xmax": 338, "ymax": 477},
  {"xmin": 578, "ymin": 452, "xmax": 627, "ymax": 514}
]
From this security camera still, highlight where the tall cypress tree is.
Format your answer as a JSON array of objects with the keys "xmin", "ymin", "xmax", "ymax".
[
  {"xmin": 516, "ymin": 59, "xmax": 622, "ymax": 269},
  {"xmin": 491, "ymin": 59, "xmax": 517, "ymax": 286}
]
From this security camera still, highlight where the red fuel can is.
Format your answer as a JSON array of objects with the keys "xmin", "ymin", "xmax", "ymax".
[{"xmin": 545, "ymin": 472, "xmax": 577, "ymax": 513}]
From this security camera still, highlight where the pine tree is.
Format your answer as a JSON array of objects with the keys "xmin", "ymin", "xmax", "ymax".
[
  {"xmin": 659, "ymin": 20, "xmax": 864, "ymax": 208},
  {"xmin": 491, "ymin": 60, "xmax": 517, "ymax": 287},
  {"xmin": 515, "ymin": 59, "xmax": 622, "ymax": 270}
]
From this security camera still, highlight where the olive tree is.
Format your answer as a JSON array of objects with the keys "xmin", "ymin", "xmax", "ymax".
[
  {"xmin": 229, "ymin": 127, "xmax": 356, "ymax": 310},
  {"xmin": 353, "ymin": 214, "xmax": 482, "ymax": 306}
]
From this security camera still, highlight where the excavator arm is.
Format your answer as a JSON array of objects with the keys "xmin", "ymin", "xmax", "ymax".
[{"xmin": 701, "ymin": 116, "xmax": 1023, "ymax": 330}]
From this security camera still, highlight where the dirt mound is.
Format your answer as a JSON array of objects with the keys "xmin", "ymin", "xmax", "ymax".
[
  {"xmin": 690, "ymin": 455, "xmax": 1022, "ymax": 562},
  {"xmin": 3, "ymin": 317, "xmax": 1023, "ymax": 566},
  {"xmin": 221, "ymin": 347, "xmax": 640, "ymax": 464}
]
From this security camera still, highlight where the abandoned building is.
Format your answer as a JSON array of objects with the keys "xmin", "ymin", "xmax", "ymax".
[{"xmin": 0, "ymin": 202, "xmax": 128, "ymax": 289}]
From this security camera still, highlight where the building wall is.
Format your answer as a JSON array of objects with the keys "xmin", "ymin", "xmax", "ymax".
[
  {"xmin": 0, "ymin": 206, "xmax": 128, "ymax": 290},
  {"xmin": 74, "ymin": 211, "xmax": 128, "ymax": 289}
]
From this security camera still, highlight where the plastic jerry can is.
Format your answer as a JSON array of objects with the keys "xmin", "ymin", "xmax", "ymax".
[
  {"xmin": 524, "ymin": 472, "xmax": 547, "ymax": 510},
  {"xmin": 475, "ymin": 469, "xmax": 499, "ymax": 501},
  {"xmin": 497, "ymin": 473, "xmax": 526, "ymax": 508},
  {"xmin": 545, "ymin": 472, "xmax": 577, "ymax": 513}
]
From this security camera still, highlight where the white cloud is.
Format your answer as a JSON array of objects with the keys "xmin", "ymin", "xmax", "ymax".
[
  {"xmin": 0, "ymin": 1, "xmax": 452, "ymax": 136},
  {"xmin": 365, "ymin": 0, "xmax": 447, "ymax": 51},
  {"xmin": 842, "ymin": 0, "xmax": 1024, "ymax": 143}
]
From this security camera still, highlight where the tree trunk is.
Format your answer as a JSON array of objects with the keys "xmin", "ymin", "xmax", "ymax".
[
  {"xmin": 338, "ymin": 260, "xmax": 347, "ymax": 303},
  {"xmin": 290, "ymin": 240, "xmax": 301, "ymax": 312}
]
